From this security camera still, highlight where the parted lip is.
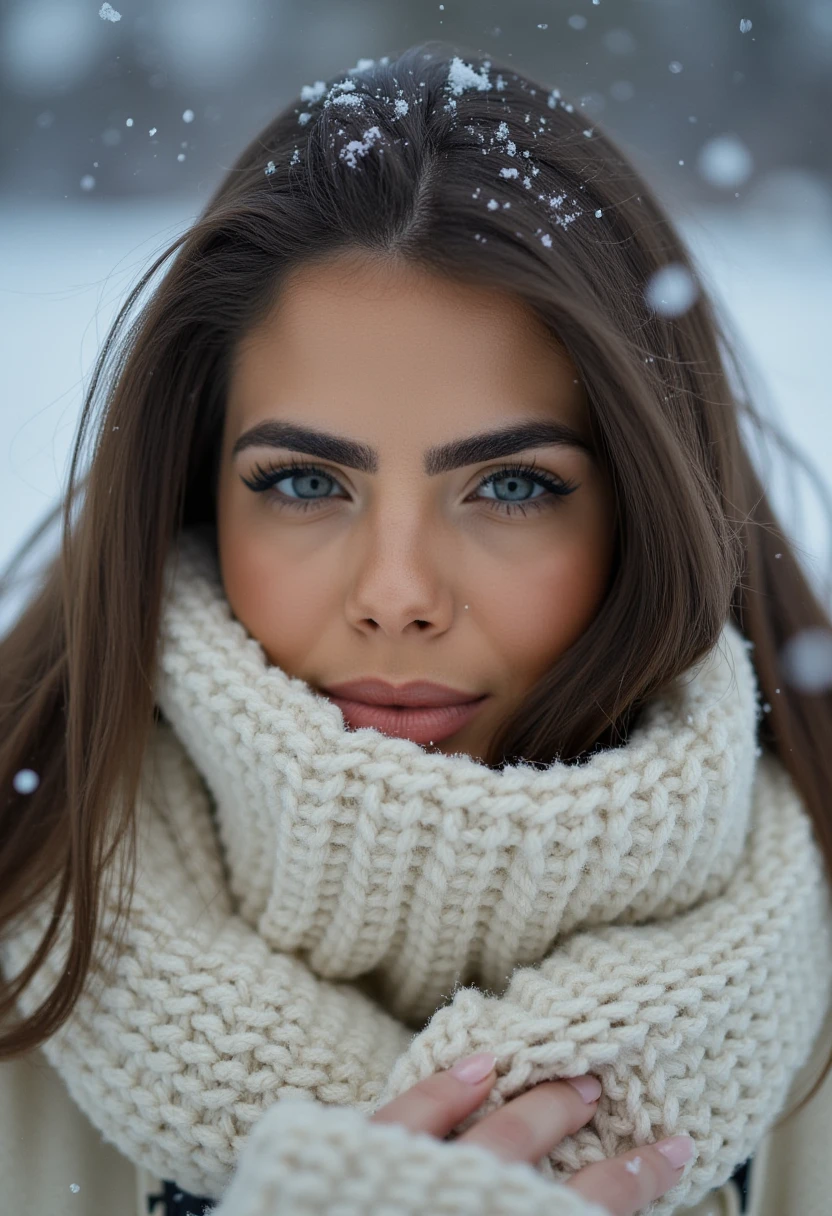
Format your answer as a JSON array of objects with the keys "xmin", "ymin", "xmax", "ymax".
[{"xmin": 321, "ymin": 678, "xmax": 486, "ymax": 707}]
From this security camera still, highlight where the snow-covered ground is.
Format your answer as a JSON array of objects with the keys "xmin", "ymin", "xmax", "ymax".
[{"xmin": 1, "ymin": 195, "xmax": 830, "ymax": 633}]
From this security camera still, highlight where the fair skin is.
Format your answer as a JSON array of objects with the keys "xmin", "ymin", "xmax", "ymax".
[
  {"xmin": 216, "ymin": 251, "xmax": 617, "ymax": 762},
  {"xmin": 214, "ymin": 253, "xmax": 689, "ymax": 1202},
  {"xmin": 370, "ymin": 1061, "xmax": 694, "ymax": 1213}
]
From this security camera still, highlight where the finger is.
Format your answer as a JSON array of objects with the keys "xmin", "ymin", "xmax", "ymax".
[
  {"xmin": 369, "ymin": 1052, "xmax": 497, "ymax": 1138},
  {"xmin": 455, "ymin": 1076, "xmax": 601, "ymax": 1165},
  {"xmin": 565, "ymin": 1136, "xmax": 696, "ymax": 1216}
]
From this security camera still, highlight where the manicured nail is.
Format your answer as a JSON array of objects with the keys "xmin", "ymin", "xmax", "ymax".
[
  {"xmin": 564, "ymin": 1075, "xmax": 602, "ymax": 1103},
  {"xmin": 450, "ymin": 1052, "xmax": 497, "ymax": 1084},
  {"xmin": 656, "ymin": 1136, "xmax": 695, "ymax": 1168}
]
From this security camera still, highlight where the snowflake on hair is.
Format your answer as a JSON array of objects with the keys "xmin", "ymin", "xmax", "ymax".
[
  {"xmin": 446, "ymin": 57, "xmax": 492, "ymax": 96},
  {"xmin": 339, "ymin": 126, "xmax": 383, "ymax": 169}
]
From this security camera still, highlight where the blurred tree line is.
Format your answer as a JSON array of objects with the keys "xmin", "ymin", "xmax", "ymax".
[{"xmin": 0, "ymin": 0, "xmax": 830, "ymax": 205}]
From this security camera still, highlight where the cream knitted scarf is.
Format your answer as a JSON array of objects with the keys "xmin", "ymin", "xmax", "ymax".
[{"xmin": 3, "ymin": 523, "xmax": 832, "ymax": 1216}]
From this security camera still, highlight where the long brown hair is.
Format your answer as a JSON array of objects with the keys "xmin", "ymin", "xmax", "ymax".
[{"xmin": 2, "ymin": 41, "xmax": 831, "ymax": 1129}]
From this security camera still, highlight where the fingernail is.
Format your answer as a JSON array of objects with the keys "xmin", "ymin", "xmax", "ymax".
[
  {"xmin": 450, "ymin": 1052, "xmax": 497, "ymax": 1084},
  {"xmin": 656, "ymin": 1136, "xmax": 695, "ymax": 1168},
  {"xmin": 564, "ymin": 1075, "xmax": 602, "ymax": 1103}
]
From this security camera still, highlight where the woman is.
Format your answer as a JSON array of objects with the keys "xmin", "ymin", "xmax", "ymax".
[{"xmin": 2, "ymin": 41, "xmax": 832, "ymax": 1216}]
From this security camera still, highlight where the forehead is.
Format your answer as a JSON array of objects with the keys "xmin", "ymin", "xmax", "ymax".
[
  {"xmin": 242, "ymin": 251, "xmax": 566, "ymax": 355},
  {"xmin": 227, "ymin": 253, "xmax": 589, "ymax": 437}
]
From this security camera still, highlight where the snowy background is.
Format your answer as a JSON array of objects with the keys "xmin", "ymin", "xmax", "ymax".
[{"xmin": 1, "ymin": 0, "xmax": 831, "ymax": 630}]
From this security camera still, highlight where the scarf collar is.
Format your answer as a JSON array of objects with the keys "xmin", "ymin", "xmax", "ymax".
[{"xmin": 153, "ymin": 524, "xmax": 759, "ymax": 1026}]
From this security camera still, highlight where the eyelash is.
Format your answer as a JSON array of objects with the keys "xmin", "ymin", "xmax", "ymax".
[{"xmin": 240, "ymin": 458, "xmax": 578, "ymax": 517}]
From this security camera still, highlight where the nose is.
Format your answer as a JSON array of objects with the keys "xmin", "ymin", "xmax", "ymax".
[{"xmin": 343, "ymin": 509, "xmax": 457, "ymax": 638}]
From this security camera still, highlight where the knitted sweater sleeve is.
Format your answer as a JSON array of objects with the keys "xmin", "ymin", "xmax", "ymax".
[{"xmin": 208, "ymin": 1095, "xmax": 612, "ymax": 1216}]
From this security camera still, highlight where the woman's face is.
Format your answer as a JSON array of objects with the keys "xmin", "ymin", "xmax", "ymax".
[{"xmin": 216, "ymin": 252, "xmax": 617, "ymax": 762}]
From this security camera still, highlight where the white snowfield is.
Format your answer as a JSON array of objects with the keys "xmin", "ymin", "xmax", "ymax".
[{"xmin": 0, "ymin": 193, "xmax": 830, "ymax": 633}]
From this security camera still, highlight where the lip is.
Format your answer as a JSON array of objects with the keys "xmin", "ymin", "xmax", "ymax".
[
  {"xmin": 321, "ymin": 678, "xmax": 483, "ymax": 708},
  {"xmin": 324, "ymin": 695, "xmax": 490, "ymax": 744}
]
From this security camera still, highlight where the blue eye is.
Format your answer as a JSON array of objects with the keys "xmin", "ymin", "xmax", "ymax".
[{"xmin": 241, "ymin": 458, "xmax": 578, "ymax": 517}]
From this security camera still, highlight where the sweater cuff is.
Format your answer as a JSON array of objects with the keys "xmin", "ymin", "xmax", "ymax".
[{"xmin": 210, "ymin": 1096, "xmax": 611, "ymax": 1216}]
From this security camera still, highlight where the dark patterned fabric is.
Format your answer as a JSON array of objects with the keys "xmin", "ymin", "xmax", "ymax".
[
  {"xmin": 146, "ymin": 1179, "xmax": 216, "ymax": 1215},
  {"xmin": 729, "ymin": 1156, "xmax": 752, "ymax": 1211}
]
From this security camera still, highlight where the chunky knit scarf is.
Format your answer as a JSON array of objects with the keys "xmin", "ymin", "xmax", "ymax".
[{"xmin": 3, "ymin": 524, "xmax": 832, "ymax": 1216}]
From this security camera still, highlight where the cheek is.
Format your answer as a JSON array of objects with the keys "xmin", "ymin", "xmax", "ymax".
[
  {"xmin": 484, "ymin": 525, "xmax": 613, "ymax": 667},
  {"xmin": 218, "ymin": 538, "xmax": 338, "ymax": 668}
]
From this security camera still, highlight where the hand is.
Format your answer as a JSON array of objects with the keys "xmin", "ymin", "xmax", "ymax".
[{"xmin": 370, "ymin": 1054, "xmax": 695, "ymax": 1216}]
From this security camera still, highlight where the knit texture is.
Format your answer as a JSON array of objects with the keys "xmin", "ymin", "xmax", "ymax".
[
  {"xmin": 209, "ymin": 1096, "xmax": 612, "ymax": 1216},
  {"xmin": 3, "ymin": 523, "xmax": 831, "ymax": 1216}
]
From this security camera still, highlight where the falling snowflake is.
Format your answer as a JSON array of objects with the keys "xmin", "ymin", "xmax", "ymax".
[
  {"xmin": 537, "ymin": 23, "xmax": 549, "ymax": 30},
  {"xmin": 644, "ymin": 264, "xmax": 699, "ymax": 317},
  {"xmin": 669, "ymin": 61, "xmax": 683, "ymax": 73},
  {"xmin": 182, "ymin": 109, "xmax": 194, "ymax": 123},
  {"xmin": 697, "ymin": 133, "xmax": 753, "ymax": 189},
  {"xmin": 740, "ymin": 18, "xmax": 753, "ymax": 33},
  {"xmin": 80, "ymin": 175, "xmax": 95, "ymax": 191},
  {"xmin": 99, "ymin": 2, "xmax": 121, "ymax": 21},
  {"xmin": 781, "ymin": 629, "xmax": 832, "ymax": 694},
  {"xmin": 568, "ymin": 15, "xmax": 587, "ymax": 30},
  {"xmin": 126, "ymin": 117, "xmax": 133, "ymax": 126},
  {"xmin": 13, "ymin": 769, "xmax": 40, "ymax": 794},
  {"xmin": 149, "ymin": 127, "xmax": 157, "ymax": 136}
]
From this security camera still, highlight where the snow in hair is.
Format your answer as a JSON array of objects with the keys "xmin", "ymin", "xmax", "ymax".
[
  {"xmin": 339, "ymin": 126, "xmax": 383, "ymax": 169},
  {"xmin": 446, "ymin": 57, "xmax": 492, "ymax": 96}
]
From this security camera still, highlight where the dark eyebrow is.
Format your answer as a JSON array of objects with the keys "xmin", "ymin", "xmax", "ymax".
[{"xmin": 231, "ymin": 417, "xmax": 594, "ymax": 474}]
